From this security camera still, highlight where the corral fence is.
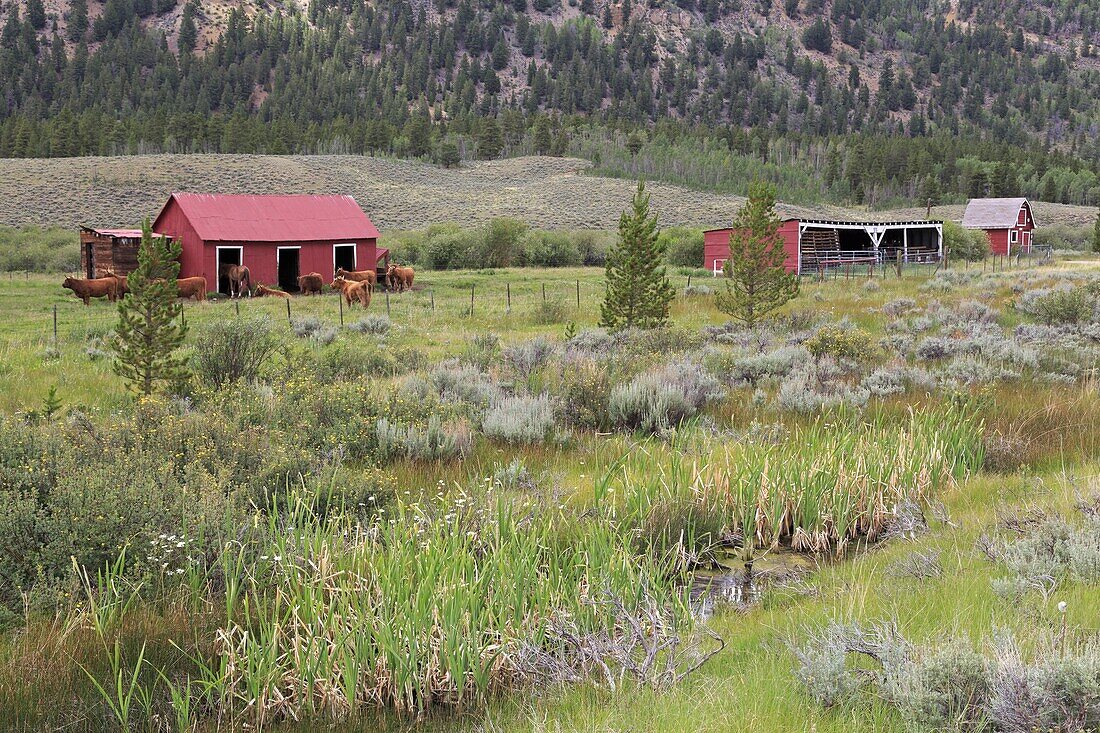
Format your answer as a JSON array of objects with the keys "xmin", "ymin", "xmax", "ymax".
[{"xmin": 804, "ymin": 245, "xmax": 1056, "ymax": 281}]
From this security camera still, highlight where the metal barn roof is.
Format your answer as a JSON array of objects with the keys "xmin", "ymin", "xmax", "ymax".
[
  {"xmin": 704, "ymin": 218, "xmax": 943, "ymax": 233},
  {"xmin": 961, "ymin": 198, "xmax": 1033, "ymax": 229},
  {"xmin": 159, "ymin": 193, "xmax": 380, "ymax": 243}
]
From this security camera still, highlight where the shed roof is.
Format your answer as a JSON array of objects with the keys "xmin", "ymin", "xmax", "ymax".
[
  {"xmin": 82, "ymin": 226, "xmax": 143, "ymax": 238},
  {"xmin": 155, "ymin": 193, "xmax": 380, "ymax": 243},
  {"xmin": 961, "ymin": 198, "xmax": 1034, "ymax": 229}
]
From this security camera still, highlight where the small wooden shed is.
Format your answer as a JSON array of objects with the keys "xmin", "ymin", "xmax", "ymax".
[{"xmin": 79, "ymin": 227, "xmax": 143, "ymax": 279}]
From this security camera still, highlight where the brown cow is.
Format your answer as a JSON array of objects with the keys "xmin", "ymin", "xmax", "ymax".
[
  {"xmin": 329, "ymin": 276, "xmax": 372, "ymax": 307},
  {"xmin": 335, "ymin": 267, "xmax": 377, "ymax": 291},
  {"xmin": 297, "ymin": 272, "xmax": 324, "ymax": 295},
  {"xmin": 255, "ymin": 283, "xmax": 291, "ymax": 299},
  {"xmin": 62, "ymin": 277, "xmax": 120, "ymax": 305},
  {"xmin": 176, "ymin": 276, "xmax": 207, "ymax": 301},
  {"xmin": 103, "ymin": 271, "xmax": 129, "ymax": 297},
  {"xmin": 386, "ymin": 264, "xmax": 414, "ymax": 292}
]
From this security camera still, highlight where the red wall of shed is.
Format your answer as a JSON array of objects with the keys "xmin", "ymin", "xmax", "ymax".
[
  {"xmin": 981, "ymin": 202, "xmax": 1035, "ymax": 257},
  {"xmin": 703, "ymin": 221, "xmax": 800, "ymax": 274},
  {"xmin": 199, "ymin": 240, "xmax": 378, "ymax": 288},
  {"xmin": 153, "ymin": 198, "xmax": 206, "ymax": 280}
]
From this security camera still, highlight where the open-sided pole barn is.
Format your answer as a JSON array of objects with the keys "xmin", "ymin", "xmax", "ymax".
[{"xmin": 704, "ymin": 218, "xmax": 943, "ymax": 276}]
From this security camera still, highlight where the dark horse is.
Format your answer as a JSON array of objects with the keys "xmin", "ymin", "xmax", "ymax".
[{"xmin": 220, "ymin": 264, "xmax": 252, "ymax": 298}]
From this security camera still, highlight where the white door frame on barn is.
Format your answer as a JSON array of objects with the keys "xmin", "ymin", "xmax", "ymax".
[
  {"xmin": 332, "ymin": 243, "xmax": 356, "ymax": 273},
  {"xmin": 215, "ymin": 246, "xmax": 244, "ymax": 295},
  {"xmin": 277, "ymin": 246, "xmax": 302, "ymax": 290}
]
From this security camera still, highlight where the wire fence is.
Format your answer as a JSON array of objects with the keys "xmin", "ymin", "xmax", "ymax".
[
  {"xmin": 2, "ymin": 250, "xmax": 1064, "ymax": 351},
  {"xmin": 7, "ymin": 273, "xmax": 628, "ymax": 350}
]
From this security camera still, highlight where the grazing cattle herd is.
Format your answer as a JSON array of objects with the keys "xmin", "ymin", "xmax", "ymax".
[{"xmin": 60, "ymin": 264, "xmax": 415, "ymax": 309}]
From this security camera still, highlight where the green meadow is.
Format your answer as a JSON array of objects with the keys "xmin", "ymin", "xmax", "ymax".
[{"xmin": 2, "ymin": 256, "xmax": 1100, "ymax": 731}]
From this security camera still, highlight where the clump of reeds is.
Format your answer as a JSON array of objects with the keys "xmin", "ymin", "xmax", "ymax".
[
  {"xmin": 200, "ymin": 490, "xmax": 692, "ymax": 725},
  {"xmin": 601, "ymin": 405, "xmax": 985, "ymax": 558}
]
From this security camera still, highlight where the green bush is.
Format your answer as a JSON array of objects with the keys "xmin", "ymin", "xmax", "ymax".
[
  {"xmin": 0, "ymin": 226, "xmax": 80, "ymax": 272},
  {"xmin": 943, "ymin": 220, "xmax": 990, "ymax": 262},
  {"xmin": 897, "ymin": 643, "xmax": 991, "ymax": 730},
  {"xmin": 481, "ymin": 218, "xmax": 529, "ymax": 267},
  {"xmin": 804, "ymin": 325, "xmax": 877, "ymax": 362},
  {"xmin": 193, "ymin": 317, "xmax": 281, "ymax": 388},
  {"xmin": 1017, "ymin": 285, "xmax": 1096, "ymax": 325},
  {"xmin": 520, "ymin": 230, "xmax": 581, "ymax": 267},
  {"xmin": 659, "ymin": 226, "xmax": 705, "ymax": 267},
  {"xmin": 1033, "ymin": 224, "xmax": 1093, "ymax": 251}
]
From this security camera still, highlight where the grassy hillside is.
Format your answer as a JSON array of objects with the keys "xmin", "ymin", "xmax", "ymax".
[{"xmin": 1, "ymin": 154, "xmax": 1096, "ymax": 232}]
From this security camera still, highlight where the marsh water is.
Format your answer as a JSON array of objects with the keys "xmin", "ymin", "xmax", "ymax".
[{"xmin": 688, "ymin": 548, "xmax": 821, "ymax": 620}]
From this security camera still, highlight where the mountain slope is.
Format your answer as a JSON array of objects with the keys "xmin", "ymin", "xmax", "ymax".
[{"xmin": 1, "ymin": 0, "xmax": 1099, "ymax": 207}]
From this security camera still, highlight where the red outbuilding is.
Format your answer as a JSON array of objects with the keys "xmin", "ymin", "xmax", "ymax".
[
  {"xmin": 961, "ymin": 198, "xmax": 1036, "ymax": 256},
  {"xmin": 704, "ymin": 218, "xmax": 942, "ymax": 276},
  {"xmin": 152, "ymin": 193, "xmax": 382, "ymax": 294}
]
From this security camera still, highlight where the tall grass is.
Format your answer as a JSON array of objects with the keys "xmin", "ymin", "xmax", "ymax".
[
  {"xmin": 602, "ymin": 405, "xmax": 985, "ymax": 559},
  {"xmin": 68, "ymin": 489, "xmax": 691, "ymax": 727}
]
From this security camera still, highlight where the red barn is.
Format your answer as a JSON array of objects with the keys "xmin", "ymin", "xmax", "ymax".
[
  {"xmin": 704, "ymin": 218, "xmax": 942, "ymax": 275},
  {"xmin": 152, "ymin": 193, "xmax": 382, "ymax": 294},
  {"xmin": 961, "ymin": 198, "xmax": 1036, "ymax": 256}
]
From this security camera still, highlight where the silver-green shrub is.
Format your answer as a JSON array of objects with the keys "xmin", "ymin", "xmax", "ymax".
[{"xmin": 482, "ymin": 394, "xmax": 556, "ymax": 444}]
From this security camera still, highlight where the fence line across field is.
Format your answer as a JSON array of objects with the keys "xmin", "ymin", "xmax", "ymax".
[{"xmin": 17, "ymin": 254, "xmax": 1057, "ymax": 347}]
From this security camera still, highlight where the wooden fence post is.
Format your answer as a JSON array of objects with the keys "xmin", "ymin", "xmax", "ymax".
[
  {"xmin": 576, "ymin": 279, "xmax": 580, "ymax": 308},
  {"xmin": 338, "ymin": 294, "xmax": 344, "ymax": 327},
  {"xmin": 686, "ymin": 275, "xmax": 692, "ymax": 291},
  {"xmin": 53, "ymin": 304, "xmax": 58, "ymax": 347},
  {"xmin": 506, "ymin": 282, "xmax": 511, "ymax": 313},
  {"xmin": 470, "ymin": 284, "xmax": 475, "ymax": 316},
  {"xmin": 430, "ymin": 289, "xmax": 435, "ymax": 311},
  {"xmin": 385, "ymin": 289, "xmax": 390, "ymax": 315},
  {"xmin": 542, "ymin": 283, "xmax": 546, "ymax": 303},
  {"xmin": 286, "ymin": 298, "xmax": 291, "ymax": 325},
  {"xmin": 234, "ymin": 300, "xmax": 240, "ymax": 317}
]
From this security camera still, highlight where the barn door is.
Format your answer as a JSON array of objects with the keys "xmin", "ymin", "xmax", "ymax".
[
  {"xmin": 278, "ymin": 247, "xmax": 301, "ymax": 292},
  {"xmin": 216, "ymin": 247, "xmax": 242, "ymax": 295}
]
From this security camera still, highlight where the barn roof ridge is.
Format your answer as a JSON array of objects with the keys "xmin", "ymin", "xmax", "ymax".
[
  {"xmin": 961, "ymin": 197, "xmax": 1034, "ymax": 229},
  {"xmin": 154, "ymin": 192, "xmax": 381, "ymax": 242}
]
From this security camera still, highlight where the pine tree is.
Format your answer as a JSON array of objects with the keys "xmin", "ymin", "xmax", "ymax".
[
  {"xmin": 67, "ymin": 0, "xmax": 88, "ymax": 41},
  {"xmin": 532, "ymin": 116, "xmax": 552, "ymax": 154},
  {"xmin": 111, "ymin": 220, "xmax": 189, "ymax": 395},
  {"xmin": 178, "ymin": 0, "xmax": 198, "ymax": 54},
  {"xmin": 27, "ymin": 0, "xmax": 46, "ymax": 30},
  {"xmin": 600, "ymin": 180, "xmax": 674, "ymax": 330},
  {"xmin": 404, "ymin": 114, "xmax": 432, "ymax": 157},
  {"xmin": 715, "ymin": 182, "xmax": 799, "ymax": 326},
  {"xmin": 477, "ymin": 117, "xmax": 503, "ymax": 159}
]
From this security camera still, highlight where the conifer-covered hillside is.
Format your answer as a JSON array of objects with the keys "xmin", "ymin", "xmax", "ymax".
[{"xmin": 1, "ymin": 0, "xmax": 1099, "ymax": 206}]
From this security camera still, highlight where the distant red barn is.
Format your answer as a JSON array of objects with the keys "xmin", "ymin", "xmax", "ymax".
[
  {"xmin": 961, "ymin": 198, "xmax": 1036, "ymax": 256},
  {"xmin": 704, "ymin": 218, "xmax": 942, "ymax": 275},
  {"xmin": 152, "ymin": 193, "xmax": 382, "ymax": 294}
]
